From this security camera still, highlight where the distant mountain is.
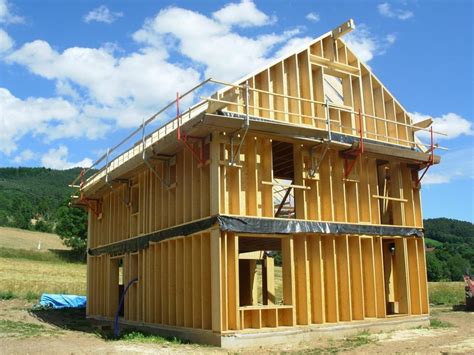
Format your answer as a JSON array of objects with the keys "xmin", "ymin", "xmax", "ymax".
[{"xmin": 0, "ymin": 167, "xmax": 84, "ymax": 230}]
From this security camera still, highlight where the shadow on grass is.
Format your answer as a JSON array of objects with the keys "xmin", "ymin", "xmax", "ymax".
[
  {"xmin": 30, "ymin": 307, "xmax": 94, "ymax": 333},
  {"xmin": 452, "ymin": 304, "xmax": 473, "ymax": 312},
  {"xmin": 48, "ymin": 249, "xmax": 85, "ymax": 263},
  {"xmin": 29, "ymin": 307, "xmax": 188, "ymax": 344}
]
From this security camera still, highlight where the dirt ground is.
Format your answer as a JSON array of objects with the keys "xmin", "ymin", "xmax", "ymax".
[{"xmin": 0, "ymin": 300, "xmax": 473, "ymax": 354}]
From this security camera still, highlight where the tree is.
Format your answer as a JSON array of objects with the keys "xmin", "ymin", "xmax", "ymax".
[
  {"xmin": 426, "ymin": 253, "xmax": 448, "ymax": 281},
  {"xmin": 55, "ymin": 203, "xmax": 88, "ymax": 256}
]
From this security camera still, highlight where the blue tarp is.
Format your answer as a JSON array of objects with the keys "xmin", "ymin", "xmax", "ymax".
[{"xmin": 39, "ymin": 294, "xmax": 86, "ymax": 309}]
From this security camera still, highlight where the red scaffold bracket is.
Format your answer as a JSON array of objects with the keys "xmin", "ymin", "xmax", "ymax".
[
  {"xmin": 343, "ymin": 109, "xmax": 364, "ymax": 179},
  {"xmin": 415, "ymin": 126, "xmax": 435, "ymax": 188},
  {"xmin": 176, "ymin": 92, "xmax": 206, "ymax": 165},
  {"xmin": 76, "ymin": 168, "xmax": 102, "ymax": 218}
]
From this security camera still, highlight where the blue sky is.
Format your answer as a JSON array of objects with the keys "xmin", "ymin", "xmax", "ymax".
[{"xmin": 0, "ymin": 0, "xmax": 472, "ymax": 221}]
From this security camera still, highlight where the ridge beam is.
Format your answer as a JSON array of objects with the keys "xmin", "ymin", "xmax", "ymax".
[{"xmin": 332, "ymin": 19, "xmax": 355, "ymax": 39}]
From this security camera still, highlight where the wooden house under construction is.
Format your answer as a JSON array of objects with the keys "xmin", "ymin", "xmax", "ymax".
[{"xmin": 73, "ymin": 19, "xmax": 442, "ymax": 347}]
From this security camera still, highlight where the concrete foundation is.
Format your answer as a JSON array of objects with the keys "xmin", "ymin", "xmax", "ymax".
[{"xmin": 89, "ymin": 315, "xmax": 430, "ymax": 349}]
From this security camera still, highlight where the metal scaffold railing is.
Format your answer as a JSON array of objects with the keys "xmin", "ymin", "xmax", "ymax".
[{"xmin": 70, "ymin": 77, "xmax": 446, "ymax": 198}]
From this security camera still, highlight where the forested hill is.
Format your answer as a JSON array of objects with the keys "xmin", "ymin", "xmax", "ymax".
[
  {"xmin": 0, "ymin": 167, "xmax": 83, "ymax": 230},
  {"xmin": 424, "ymin": 218, "xmax": 473, "ymax": 281}
]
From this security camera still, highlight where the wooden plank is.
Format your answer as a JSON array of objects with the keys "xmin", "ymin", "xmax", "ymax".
[
  {"xmin": 282, "ymin": 235, "xmax": 296, "ymax": 325},
  {"xmin": 226, "ymin": 233, "xmax": 239, "ymax": 330},
  {"xmin": 407, "ymin": 238, "xmax": 422, "ymax": 315},
  {"xmin": 201, "ymin": 233, "xmax": 212, "ymax": 329},
  {"xmin": 176, "ymin": 238, "xmax": 184, "ymax": 326},
  {"xmin": 161, "ymin": 242, "xmax": 169, "ymax": 324},
  {"xmin": 322, "ymin": 235, "xmax": 339, "ymax": 322},
  {"xmin": 210, "ymin": 229, "xmax": 222, "ymax": 332},
  {"xmin": 361, "ymin": 238, "xmax": 376, "ymax": 317},
  {"xmin": 395, "ymin": 238, "xmax": 410, "ymax": 314},
  {"xmin": 308, "ymin": 234, "xmax": 325, "ymax": 324},
  {"xmin": 154, "ymin": 244, "xmax": 161, "ymax": 324},
  {"xmin": 336, "ymin": 235, "xmax": 352, "ymax": 321},
  {"xmin": 374, "ymin": 237, "xmax": 386, "ymax": 317},
  {"xmin": 294, "ymin": 235, "xmax": 310, "ymax": 325},
  {"xmin": 184, "ymin": 236, "xmax": 193, "ymax": 328},
  {"xmin": 417, "ymin": 238, "xmax": 429, "ymax": 314},
  {"xmin": 193, "ymin": 234, "xmax": 203, "ymax": 328},
  {"xmin": 349, "ymin": 236, "xmax": 364, "ymax": 320}
]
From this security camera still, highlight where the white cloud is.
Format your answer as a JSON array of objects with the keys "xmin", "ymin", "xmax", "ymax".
[
  {"xmin": 378, "ymin": 3, "xmax": 413, "ymax": 20},
  {"xmin": 386, "ymin": 33, "xmax": 397, "ymax": 44},
  {"xmin": 306, "ymin": 12, "xmax": 320, "ymax": 22},
  {"xmin": 133, "ymin": 6, "xmax": 300, "ymax": 80},
  {"xmin": 344, "ymin": 24, "xmax": 396, "ymax": 63},
  {"xmin": 0, "ymin": 0, "xmax": 24, "ymax": 24},
  {"xmin": 0, "ymin": 28, "xmax": 13, "ymax": 52},
  {"xmin": 423, "ymin": 147, "xmax": 474, "ymax": 185},
  {"xmin": 411, "ymin": 112, "xmax": 474, "ymax": 140},
  {"xmin": 84, "ymin": 5, "xmax": 123, "ymax": 24},
  {"xmin": 12, "ymin": 149, "xmax": 36, "ymax": 164},
  {"xmin": 274, "ymin": 36, "xmax": 312, "ymax": 58},
  {"xmin": 2, "ymin": 1, "xmax": 307, "ymax": 157},
  {"xmin": 41, "ymin": 145, "xmax": 92, "ymax": 170},
  {"xmin": 6, "ymin": 41, "xmax": 201, "ymax": 123},
  {"xmin": 212, "ymin": 0, "xmax": 275, "ymax": 28},
  {"xmin": 0, "ymin": 88, "xmax": 82, "ymax": 154}
]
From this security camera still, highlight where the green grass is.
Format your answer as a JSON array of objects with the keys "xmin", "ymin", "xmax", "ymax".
[
  {"xmin": 118, "ymin": 331, "xmax": 185, "ymax": 344},
  {"xmin": 428, "ymin": 282, "xmax": 465, "ymax": 306},
  {"xmin": 0, "ymin": 319, "xmax": 49, "ymax": 337},
  {"xmin": 429, "ymin": 318, "xmax": 453, "ymax": 328},
  {"xmin": 0, "ymin": 254, "xmax": 86, "ymax": 299},
  {"xmin": 424, "ymin": 238, "xmax": 443, "ymax": 248},
  {"xmin": 0, "ymin": 290, "xmax": 15, "ymax": 300},
  {"xmin": 302, "ymin": 331, "xmax": 375, "ymax": 354},
  {"xmin": 0, "ymin": 246, "xmax": 84, "ymax": 264}
]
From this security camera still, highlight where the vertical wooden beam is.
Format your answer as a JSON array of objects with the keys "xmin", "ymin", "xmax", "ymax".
[
  {"xmin": 407, "ymin": 238, "xmax": 422, "ymax": 315},
  {"xmin": 210, "ymin": 133, "xmax": 221, "ymax": 216},
  {"xmin": 374, "ymin": 237, "xmax": 386, "ymax": 318},
  {"xmin": 154, "ymin": 244, "xmax": 161, "ymax": 324},
  {"xmin": 184, "ymin": 236, "xmax": 193, "ymax": 328},
  {"xmin": 282, "ymin": 235, "xmax": 296, "ymax": 325},
  {"xmin": 176, "ymin": 238, "xmax": 184, "ymax": 327},
  {"xmin": 294, "ymin": 144, "xmax": 307, "ymax": 219},
  {"xmin": 308, "ymin": 234, "xmax": 325, "ymax": 324},
  {"xmin": 193, "ymin": 234, "xmax": 203, "ymax": 328},
  {"xmin": 336, "ymin": 235, "xmax": 352, "ymax": 321},
  {"xmin": 201, "ymin": 233, "xmax": 212, "ymax": 329},
  {"xmin": 210, "ymin": 229, "xmax": 222, "ymax": 332},
  {"xmin": 161, "ymin": 242, "xmax": 169, "ymax": 324},
  {"xmin": 294, "ymin": 234, "xmax": 311, "ymax": 325},
  {"xmin": 395, "ymin": 238, "xmax": 410, "ymax": 314},
  {"xmin": 226, "ymin": 233, "xmax": 239, "ymax": 330},
  {"xmin": 361, "ymin": 238, "xmax": 377, "ymax": 318},
  {"xmin": 417, "ymin": 238, "xmax": 429, "ymax": 314},
  {"xmin": 323, "ymin": 235, "xmax": 339, "ymax": 323},
  {"xmin": 261, "ymin": 138, "xmax": 273, "ymax": 217},
  {"xmin": 349, "ymin": 236, "xmax": 364, "ymax": 320}
]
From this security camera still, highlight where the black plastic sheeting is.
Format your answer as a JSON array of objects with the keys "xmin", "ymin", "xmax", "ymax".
[
  {"xmin": 217, "ymin": 215, "xmax": 423, "ymax": 237},
  {"xmin": 88, "ymin": 214, "xmax": 423, "ymax": 256},
  {"xmin": 88, "ymin": 216, "xmax": 218, "ymax": 256}
]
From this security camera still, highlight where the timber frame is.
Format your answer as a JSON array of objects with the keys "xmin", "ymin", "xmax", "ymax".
[{"xmin": 75, "ymin": 19, "xmax": 442, "ymax": 347}]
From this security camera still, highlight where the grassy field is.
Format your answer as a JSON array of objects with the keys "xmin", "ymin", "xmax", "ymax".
[
  {"xmin": 0, "ymin": 228, "xmax": 86, "ymax": 301},
  {"xmin": 0, "ymin": 226, "xmax": 67, "ymax": 251},
  {"xmin": 428, "ymin": 281, "xmax": 465, "ymax": 306}
]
